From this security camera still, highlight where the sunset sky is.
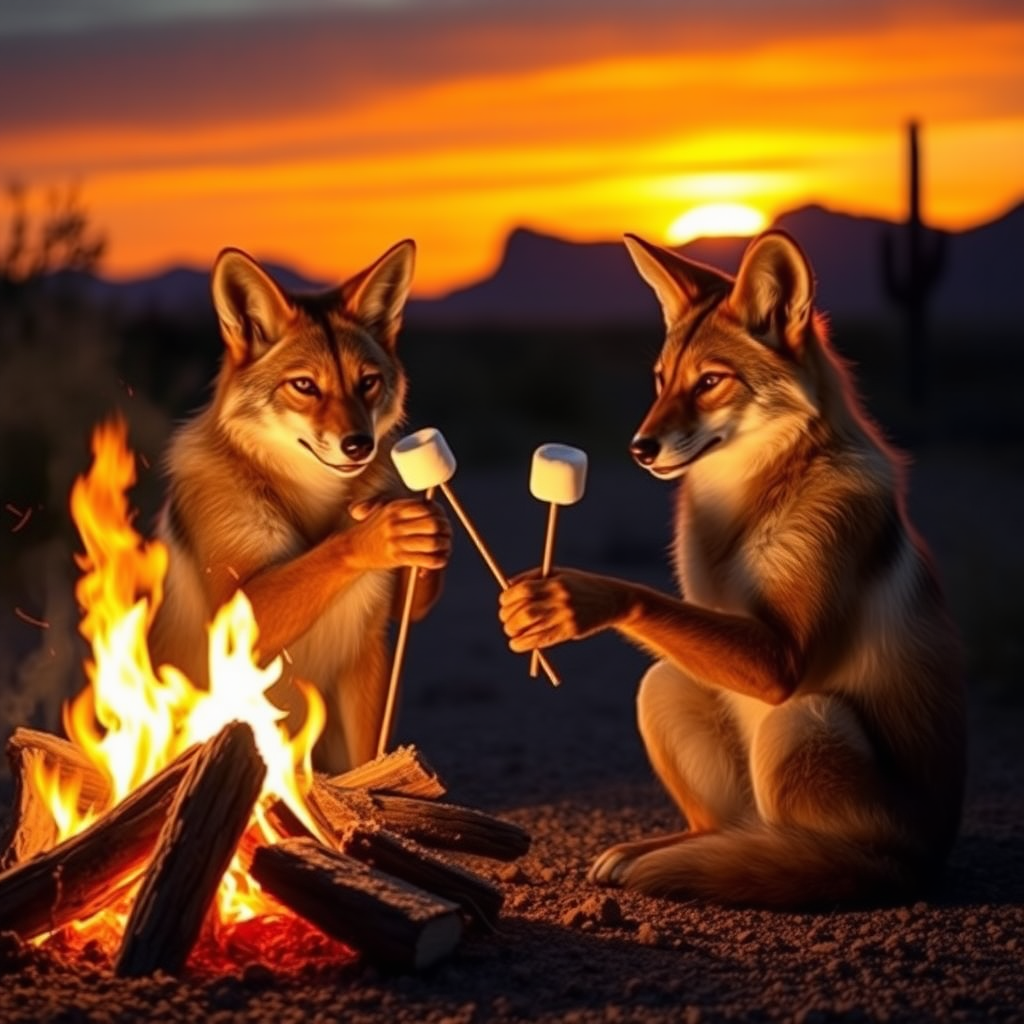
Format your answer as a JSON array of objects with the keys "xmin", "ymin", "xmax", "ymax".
[{"xmin": 2, "ymin": 0, "xmax": 1022, "ymax": 295}]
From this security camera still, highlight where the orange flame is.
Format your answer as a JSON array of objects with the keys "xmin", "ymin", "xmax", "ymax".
[{"xmin": 34, "ymin": 417, "xmax": 328, "ymax": 948}]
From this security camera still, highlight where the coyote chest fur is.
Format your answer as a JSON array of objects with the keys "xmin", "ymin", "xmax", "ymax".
[
  {"xmin": 155, "ymin": 423, "xmax": 394, "ymax": 692},
  {"xmin": 149, "ymin": 240, "xmax": 451, "ymax": 773}
]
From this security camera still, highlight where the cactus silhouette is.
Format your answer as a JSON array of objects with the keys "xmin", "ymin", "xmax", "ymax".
[{"xmin": 881, "ymin": 121, "xmax": 946, "ymax": 406}]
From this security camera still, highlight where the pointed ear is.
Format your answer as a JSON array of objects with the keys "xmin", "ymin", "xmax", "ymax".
[
  {"xmin": 342, "ymin": 239, "xmax": 416, "ymax": 350},
  {"xmin": 623, "ymin": 233, "xmax": 731, "ymax": 328},
  {"xmin": 211, "ymin": 248, "xmax": 295, "ymax": 365},
  {"xmin": 728, "ymin": 231, "xmax": 814, "ymax": 354}
]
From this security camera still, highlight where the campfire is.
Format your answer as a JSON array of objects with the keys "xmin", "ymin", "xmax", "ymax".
[{"xmin": 0, "ymin": 419, "xmax": 528, "ymax": 974}]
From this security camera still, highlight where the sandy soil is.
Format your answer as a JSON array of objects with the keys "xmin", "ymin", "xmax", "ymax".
[{"xmin": 1, "ymin": 460, "xmax": 1022, "ymax": 1023}]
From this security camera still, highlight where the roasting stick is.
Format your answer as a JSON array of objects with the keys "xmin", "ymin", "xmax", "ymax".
[
  {"xmin": 389, "ymin": 428, "xmax": 560, "ymax": 693},
  {"xmin": 379, "ymin": 431, "xmax": 459, "ymax": 756},
  {"xmin": 435, "ymin": 479, "xmax": 560, "ymax": 687},
  {"xmin": 528, "ymin": 444, "xmax": 588, "ymax": 678},
  {"xmin": 378, "ymin": 485, "xmax": 437, "ymax": 757}
]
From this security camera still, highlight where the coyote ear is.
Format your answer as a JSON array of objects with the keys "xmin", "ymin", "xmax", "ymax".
[
  {"xmin": 623, "ymin": 233, "xmax": 731, "ymax": 329},
  {"xmin": 211, "ymin": 248, "xmax": 295, "ymax": 365},
  {"xmin": 342, "ymin": 239, "xmax": 416, "ymax": 350},
  {"xmin": 729, "ymin": 231, "xmax": 814, "ymax": 354}
]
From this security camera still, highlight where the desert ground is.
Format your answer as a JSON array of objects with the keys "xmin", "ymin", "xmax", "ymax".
[{"xmin": 1, "ymin": 446, "xmax": 1021, "ymax": 1023}]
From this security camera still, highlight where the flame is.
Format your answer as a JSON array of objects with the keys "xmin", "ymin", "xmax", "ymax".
[{"xmin": 34, "ymin": 417, "xmax": 328, "ymax": 949}]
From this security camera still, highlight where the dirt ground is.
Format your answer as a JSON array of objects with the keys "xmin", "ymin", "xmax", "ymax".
[{"xmin": 1, "ymin": 456, "xmax": 1022, "ymax": 1023}]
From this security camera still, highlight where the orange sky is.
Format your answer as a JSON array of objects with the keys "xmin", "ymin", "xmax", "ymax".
[{"xmin": 2, "ymin": 2, "xmax": 1022, "ymax": 295}]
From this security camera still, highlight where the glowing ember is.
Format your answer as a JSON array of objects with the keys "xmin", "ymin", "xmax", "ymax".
[{"xmin": 32, "ymin": 417, "xmax": 329, "ymax": 954}]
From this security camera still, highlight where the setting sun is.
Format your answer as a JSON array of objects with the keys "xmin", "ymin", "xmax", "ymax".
[{"xmin": 666, "ymin": 203, "xmax": 769, "ymax": 245}]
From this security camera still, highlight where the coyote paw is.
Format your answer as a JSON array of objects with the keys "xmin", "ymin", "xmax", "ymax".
[{"xmin": 588, "ymin": 845, "xmax": 637, "ymax": 887}]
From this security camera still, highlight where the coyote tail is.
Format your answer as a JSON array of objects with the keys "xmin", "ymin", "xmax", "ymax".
[{"xmin": 625, "ymin": 824, "xmax": 922, "ymax": 908}]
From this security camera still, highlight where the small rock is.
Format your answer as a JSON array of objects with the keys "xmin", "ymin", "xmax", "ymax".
[
  {"xmin": 585, "ymin": 895, "xmax": 624, "ymax": 927},
  {"xmin": 498, "ymin": 862, "xmax": 527, "ymax": 884},
  {"xmin": 561, "ymin": 895, "xmax": 624, "ymax": 930},
  {"xmin": 241, "ymin": 962, "xmax": 274, "ymax": 988},
  {"xmin": 561, "ymin": 906, "xmax": 587, "ymax": 928},
  {"xmin": 80, "ymin": 940, "xmax": 107, "ymax": 966},
  {"xmin": 684, "ymin": 1007, "xmax": 703, "ymax": 1024},
  {"xmin": 540, "ymin": 867, "xmax": 558, "ymax": 883},
  {"xmin": 637, "ymin": 921, "xmax": 661, "ymax": 946}
]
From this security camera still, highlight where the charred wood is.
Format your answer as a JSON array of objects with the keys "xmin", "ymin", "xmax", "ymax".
[
  {"xmin": 250, "ymin": 837, "xmax": 462, "ymax": 970},
  {"xmin": 116, "ymin": 722, "xmax": 266, "ymax": 977}
]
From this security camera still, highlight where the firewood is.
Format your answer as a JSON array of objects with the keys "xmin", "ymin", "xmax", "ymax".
[
  {"xmin": 326, "ymin": 744, "xmax": 445, "ymax": 799},
  {"xmin": 339, "ymin": 825, "xmax": 504, "ymax": 928},
  {"xmin": 115, "ymin": 722, "xmax": 266, "ymax": 977},
  {"xmin": 0, "ymin": 745, "xmax": 198, "ymax": 940},
  {"xmin": 250, "ymin": 837, "xmax": 463, "ymax": 970},
  {"xmin": 1, "ymin": 728, "xmax": 112, "ymax": 869},
  {"xmin": 314, "ymin": 782, "xmax": 530, "ymax": 862}
]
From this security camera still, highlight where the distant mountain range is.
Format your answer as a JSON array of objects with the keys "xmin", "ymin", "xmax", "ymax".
[{"xmin": 65, "ymin": 202, "xmax": 1024, "ymax": 328}]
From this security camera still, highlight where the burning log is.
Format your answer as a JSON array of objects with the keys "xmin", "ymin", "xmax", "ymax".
[
  {"xmin": 1, "ymin": 728, "xmax": 112, "ymax": 868},
  {"xmin": 314, "ymin": 782, "xmax": 531, "ymax": 862},
  {"xmin": 0, "ymin": 744, "xmax": 198, "ymax": 940},
  {"xmin": 116, "ymin": 722, "xmax": 266, "ymax": 977},
  {"xmin": 326, "ymin": 744, "xmax": 445, "ymax": 799},
  {"xmin": 339, "ymin": 826, "xmax": 504, "ymax": 929},
  {"xmin": 250, "ymin": 837, "xmax": 463, "ymax": 970}
]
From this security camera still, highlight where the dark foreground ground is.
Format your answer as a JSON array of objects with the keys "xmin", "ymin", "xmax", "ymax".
[{"xmin": 1, "ymin": 453, "xmax": 1022, "ymax": 1023}]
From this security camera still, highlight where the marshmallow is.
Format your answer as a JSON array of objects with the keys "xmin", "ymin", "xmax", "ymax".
[
  {"xmin": 391, "ymin": 427, "xmax": 457, "ymax": 492},
  {"xmin": 530, "ymin": 444, "xmax": 588, "ymax": 505}
]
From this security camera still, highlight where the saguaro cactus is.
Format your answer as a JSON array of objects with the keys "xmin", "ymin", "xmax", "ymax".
[{"xmin": 881, "ymin": 121, "xmax": 946, "ymax": 406}]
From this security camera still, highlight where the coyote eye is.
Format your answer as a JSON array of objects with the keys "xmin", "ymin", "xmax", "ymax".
[
  {"xmin": 357, "ymin": 372, "xmax": 383, "ymax": 397},
  {"xmin": 289, "ymin": 377, "xmax": 320, "ymax": 397},
  {"xmin": 695, "ymin": 373, "xmax": 722, "ymax": 396}
]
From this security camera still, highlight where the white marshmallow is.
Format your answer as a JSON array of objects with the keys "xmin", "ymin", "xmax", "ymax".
[
  {"xmin": 530, "ymin": 443, "xmax": 588, "ymax": 505},
  {"xmin": 391, "ymin": 427, "xmax": 457, "ymax": 492}
]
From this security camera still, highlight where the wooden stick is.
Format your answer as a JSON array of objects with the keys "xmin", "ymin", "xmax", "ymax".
[
  {"xmin": 530, "ymin": 501, "xmax": 559, "ymax": 678},
  {"xmin": 250, "ymin": 837, "xmax": 463, "ymax": 970},
  {"xmin": 0, "ymin": 744, "xmax": 198, "ymax": 941},
  {"xmin": 378, "ymin": 485, "xmax": 437, "ymax": 757},
  {"xmin": 1, "ymin": 728, "xmax": 113, "ymax": 869},
  {"xmin": 115, "ymin": 722, "xmax": 267, "ymax": 977},
  {"xmin": 326, "ymin": 744, "xmax": 445, "ymax": 799},
  {"xmin": 438, "ymin": 480, "xmax": 561, "ymax": 687},
  {"xmin": 313, "ymin": 781, "xmax": 531, "ymax": 862},
  {"xmin": 339, "ymin": 825, "xmax": 504, "ymax": 928}
]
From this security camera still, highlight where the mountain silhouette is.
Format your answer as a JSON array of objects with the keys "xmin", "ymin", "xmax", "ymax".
[
  {"xmin": 57, "ymin": 203, "xmax": 1024, "ymax": 328},
  {"xmin": 410, "ymin": 202, "xmax": 1023, "ymax": 327}
]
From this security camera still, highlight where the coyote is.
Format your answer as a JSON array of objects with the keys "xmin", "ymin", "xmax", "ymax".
[
  {"xmin": 500, "ymin": 231, "xmax": 965, "ymax": 906},
  {"xmin": 150, "ymin": 241, "xmax": 450, "ymax": 772}
]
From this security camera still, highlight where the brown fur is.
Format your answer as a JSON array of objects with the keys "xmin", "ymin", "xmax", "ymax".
[
  {"xmin": 149, "ymin": 241, "xmax": 449, "ymax": 772},
  {"xmin": 499, "ymin": 231, "xmax": 965, "ymax": 907}
]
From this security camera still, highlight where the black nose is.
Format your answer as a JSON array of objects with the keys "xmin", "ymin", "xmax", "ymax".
[
  {"xmin": 629, "ymin": 436, "xmax": 661, "ymax": 466},
  {"xmin": 341, "ymin": 433, "xmax": 375, "ymax": 461}
]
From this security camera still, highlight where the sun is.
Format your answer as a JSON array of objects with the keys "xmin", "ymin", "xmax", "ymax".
[{"xmin": 666, "ymin": 202, "xmax": 769, "ymax": 245}]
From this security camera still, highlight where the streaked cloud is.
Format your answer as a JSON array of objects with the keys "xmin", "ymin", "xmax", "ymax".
[{"xmin": 2, "ymin": 0, "xmax": 1021, "ymax": 291}]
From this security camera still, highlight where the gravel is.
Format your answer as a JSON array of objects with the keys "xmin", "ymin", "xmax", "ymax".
[{"xmin": 1, "ymin": 463, "xmax": 1021, "ymax": 1023}]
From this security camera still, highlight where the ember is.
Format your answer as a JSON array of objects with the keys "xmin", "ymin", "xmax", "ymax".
[{"xmin": 0, "ymin": 419, "xmax": 529, "ymax": 975}]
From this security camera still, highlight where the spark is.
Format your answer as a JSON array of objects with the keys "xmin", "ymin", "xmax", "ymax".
[
  {"xmin": 5, "ymin": 503, "xmax": 33, "ymax": 533},
  {"xmin": 15, "ymin": 607, "xmax": 50, "ymax": 629}
]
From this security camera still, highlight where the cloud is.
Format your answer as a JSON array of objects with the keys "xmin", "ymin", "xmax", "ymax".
[
  {"xmin": 4, "ymin": 0, "xmax": 1018, "ymax": 138},
  {"xmin": 2, "ymin": 0, "xmax": 1020, "ymax": 289}
]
